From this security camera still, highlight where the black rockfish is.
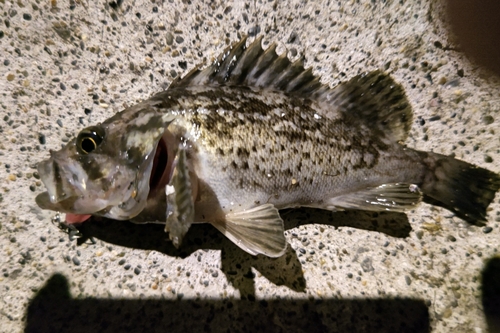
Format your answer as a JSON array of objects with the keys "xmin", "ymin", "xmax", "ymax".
[{"xmin": 36, "ymin": 36, "xmax": 500, "ymax": 257}]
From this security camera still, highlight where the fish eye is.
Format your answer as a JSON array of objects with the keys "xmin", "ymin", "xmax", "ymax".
[{"xmin": 76, "ymin": 126, "xmax": 105, "ymax": 154}]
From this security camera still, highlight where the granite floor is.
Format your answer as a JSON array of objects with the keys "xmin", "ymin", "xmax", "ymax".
[{"xmin": 1, "ymin": 0, "xmax": 499, "ymax": 332}]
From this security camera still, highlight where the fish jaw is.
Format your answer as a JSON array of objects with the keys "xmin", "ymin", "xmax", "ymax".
[
  {"xmin": 35, "ymin": 149, "xmax": 112, "ymax": 214},
  {"xmin": 35, "ymin": 137, "xmax": 157, "ymax": 219},
  {"xmin": 36, "ymin": 152, "xmax": 84, "ymax": 204}
]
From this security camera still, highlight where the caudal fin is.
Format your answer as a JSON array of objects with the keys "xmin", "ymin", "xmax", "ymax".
[{"xmin": 419, "ymin": 152, "xmax": 500, "ymax": 225}]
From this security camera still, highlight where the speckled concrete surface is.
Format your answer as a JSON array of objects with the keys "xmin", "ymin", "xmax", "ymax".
[{"xmin": 1, "ymin": 1, "xmax": 499, "ymax": 332}]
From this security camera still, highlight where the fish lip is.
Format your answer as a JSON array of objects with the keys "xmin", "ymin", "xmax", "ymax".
[
  {"xmin": 35, "ymin": 156, "xmax": 112, "ymax": 215},
  {"xmin": 36, "ymin": 190, "xmax": 111, "ymax": 215},
  {"xmin": 36, "ymin": 157, "xmax": 76, "ymax": 204},
  {"xmin": 35, "ymin": 191, "xmax": 52, "ymax": 209},
  {"xmin": 35, "ymin": 191, "xmax": 78, "ymax": 212}
]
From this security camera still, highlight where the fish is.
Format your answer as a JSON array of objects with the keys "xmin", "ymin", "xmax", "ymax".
[{"xmin": 35, "ymin": 36, "xmax": 500, "ymax": 257}]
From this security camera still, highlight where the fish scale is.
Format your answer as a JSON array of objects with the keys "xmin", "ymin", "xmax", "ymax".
[
  {"xmin": 162, "ymin": 86, "xmax": 401, "ymax": 207},
  {"xmin": 36, "ymin": 36, "xmax": 500, "ymax": 257}
]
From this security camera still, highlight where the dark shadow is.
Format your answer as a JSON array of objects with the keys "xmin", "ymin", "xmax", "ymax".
[
  {"xmin": 220, "ymin": 245, "xmax": 307, "ymax": 298},
  {"xmin": 282, "ymin": 208, "xmax": 411, "ymax": 238},
  {"xmin": 70, "ymin": 209, "xmax": 410, "ymax": 296},
  {"xmin": 422, "ymin": 196, "xmax": 486, "ymax": 226},
  {"xmin": 73, "ymin": 216, "xmax": 308, "ymax": 294},
  {"xmin": 74, "ymin": 208, "xmax": 411, "ymax": 252},
  {"xmin": 70, "ymin": 209, "xmax": 409, "ymax": 296},
  {"xmin": 445, "ymin": 0, "xmax": 500, "ymax": 78},
  {"xmin": 482, "ymin": 256, "xmax": 500, "ymax": 333},
  {"xmin": 25, "ymin": 274, "xmax": 430, "ymax": 333}
]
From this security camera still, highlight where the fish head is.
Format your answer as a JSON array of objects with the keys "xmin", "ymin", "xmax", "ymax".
[{"xmin": 36, "ymin": 102, "xmax": 176, "ymax": 220}]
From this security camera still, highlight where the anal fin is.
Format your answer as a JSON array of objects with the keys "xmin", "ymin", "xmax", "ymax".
[
  {"xmin": 211, "ymin": 204, "xmax": 287, "ymax": 257},
  {"xmin": 329, "ymin": 183, "xmax": 422, "ymax": 212}
]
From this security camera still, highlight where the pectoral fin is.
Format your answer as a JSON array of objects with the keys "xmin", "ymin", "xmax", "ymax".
[
  {"xmin": 164, "ymin": 147, "xmax": 194, "ymax": 248},
  {"xmin": 329, "ymin": 183, "xmax": 422, "ymax": 212},
  {"xmin": 211, "ymin": 204, "xmax": 287, "ymax": 258}
]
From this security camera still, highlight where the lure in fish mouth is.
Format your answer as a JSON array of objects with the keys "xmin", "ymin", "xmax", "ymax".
[{"xmin": 35, "ymin": 36, "xmax": 500, "ymax": 258}]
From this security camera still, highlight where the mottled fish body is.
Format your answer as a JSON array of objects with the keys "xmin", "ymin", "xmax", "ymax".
[{"xmin": 36, "ymin": 36, "xmax": 500, "ymax": 257}]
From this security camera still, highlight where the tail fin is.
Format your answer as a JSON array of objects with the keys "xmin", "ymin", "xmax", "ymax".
[{"xmin": 419, "ymin": 152, "xmax": 500, "ymax": 225}]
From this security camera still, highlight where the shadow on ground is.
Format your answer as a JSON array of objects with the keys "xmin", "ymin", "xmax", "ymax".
[
  {"xmin": 25, "ymin": 273, "xmax": 429, "ymax": 333},
  {"xmin": 482, "ymin": 256, "xmax": 500, "ymax": 333},
  {"xmin": 69, "ymin": 208, "xmax": 410, "ymax": 296},
  {"xmin": 74, "ymin": 208, "xmax": 411, "ymax": 255}
]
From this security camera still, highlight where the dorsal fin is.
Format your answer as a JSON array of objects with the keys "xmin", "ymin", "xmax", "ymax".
[
  {"xmin": 169, "ymin": 35, "xmax": 322, "ymax": 94},
  {"xmin": 170, "ymin": 37, "xmax": 413, "ymax": 142},
  {"xmin": 323, "ymin": 71, "xmax": 413, "ymax": 142}
]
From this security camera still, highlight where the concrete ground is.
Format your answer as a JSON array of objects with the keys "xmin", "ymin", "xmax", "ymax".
[{"xmin": 1, "ymin": 0, "xmax": 499, "ymax": 332}]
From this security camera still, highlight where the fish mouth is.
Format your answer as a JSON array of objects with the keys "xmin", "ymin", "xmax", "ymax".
[
  {"xmin": 35, "ymin": 129, "xmax": 175, "ymax": 220},
  {"xmin": 35, "ymin": 152, "xmax": 111, "ymax": 214},
  {"xmin": 35, "ymin": 188, "xmax": 110, "ymax": 215},
  {"xmin": 35, "ymin": 191, "xmax": 78, "ymax": 212},
  {"xmin": 36, "ymin": 156, "xmax": 76, "ymax": 204}
]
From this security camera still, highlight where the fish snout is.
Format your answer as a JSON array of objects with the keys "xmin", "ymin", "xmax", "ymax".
[{"xmin": 37, "ymin": 158, "xmax": 78, "ymax": 204}]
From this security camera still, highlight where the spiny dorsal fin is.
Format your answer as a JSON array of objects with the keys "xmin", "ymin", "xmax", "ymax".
[
  {"xmin": 170, "ymin": 37, "xmax": 413, "ymax": 142},
  {"xmin": 170, "ymin": 36, "xmax": 253, "ymax": 88},
  {"xmin": 169, "ymin": 35, "xmax": 321, "ymax": 95}
]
